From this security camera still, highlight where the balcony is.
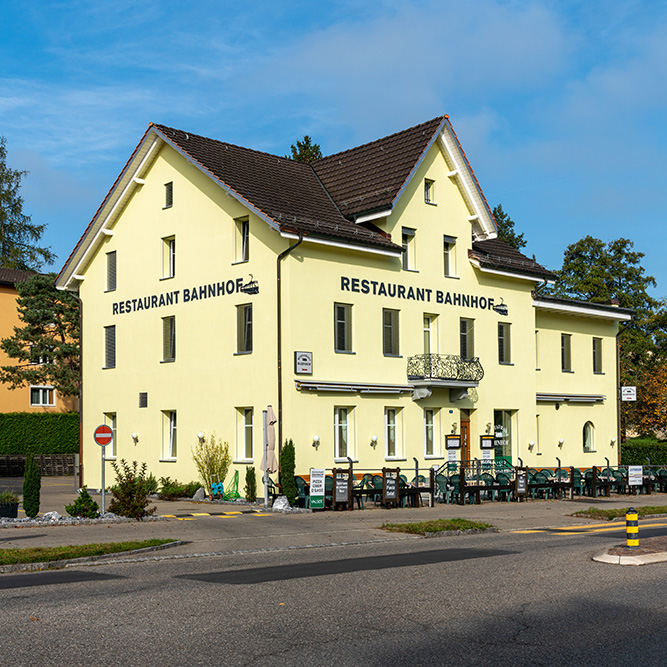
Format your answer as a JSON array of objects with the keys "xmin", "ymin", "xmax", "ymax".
[{"xmin": 407, "ymin": 354, "xmax": 484, "ymax": 400}]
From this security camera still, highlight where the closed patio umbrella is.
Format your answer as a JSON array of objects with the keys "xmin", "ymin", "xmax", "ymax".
[{"xmin": 261, "ymin": 405, "xmax": 278, "ymax": 508}]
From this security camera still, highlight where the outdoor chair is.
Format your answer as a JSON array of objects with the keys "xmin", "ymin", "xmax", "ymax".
[
  {"xmin": 495, "ymin": 472, "xmax": 512, "ymax": 502},
  {"xmin": 295, "ymin": 476, "xmax": 309, "ymax": 508}
]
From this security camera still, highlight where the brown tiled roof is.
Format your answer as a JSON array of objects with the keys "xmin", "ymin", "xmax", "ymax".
[
  {"xmin": 312, "ymin": 116, "xmax": 446, "ymax": 218},
  {"xmin": 470, "ymin": 239, "xmax": 556, "ymax": 280},
  {"xmin": 154, "ymin": 125, "xmax": 400, "ymax": 252},
  {"xmin": 0, "ymin": 268, "xmax": 36, "ymax": 286}
]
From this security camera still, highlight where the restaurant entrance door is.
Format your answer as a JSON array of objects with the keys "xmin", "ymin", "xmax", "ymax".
[{"xmin": 460, "ymin": 411, "xmax": 470, "ymax": 463}]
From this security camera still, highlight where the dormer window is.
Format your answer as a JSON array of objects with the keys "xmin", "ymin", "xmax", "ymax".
[{"xmin": 424, "ymin": 179, "xmax": 435, "ymax": 204}]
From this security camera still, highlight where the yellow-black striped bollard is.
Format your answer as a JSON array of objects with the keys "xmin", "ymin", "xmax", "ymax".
[{"xmin": 626, "ymin": 507, "xmax": 639, "ymax": 549}]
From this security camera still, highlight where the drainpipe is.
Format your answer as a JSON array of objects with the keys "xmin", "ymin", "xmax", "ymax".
[{"xmin": 277, "ymin": 233, "xmax": 304, "ymax": 461}]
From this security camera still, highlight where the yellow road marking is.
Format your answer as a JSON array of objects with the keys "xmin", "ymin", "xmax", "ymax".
[
  {"xmin": 216, "ymin": 515, "xmax": 237, "ymax": 518},
  {"xmin": 190, "ymin": 513, "xmax": 210, "ymax": 516},
  {"xmin": 250, "ymin": 513, "xmax": 273, "ymax": 517},
  {"xmin": 161, "ymin": 514, "xmax": 177, "ymax": 518},
  {"xmin": 512, "ymin": 530, "xmax": 546, "ymax": 533},
  {"xmin": 177, "ymin": 517, "xmax": 195, "ymax": 521},
  {"xmin": 223, "ymin": 511, "xmax": 243, "ymax": 515}
]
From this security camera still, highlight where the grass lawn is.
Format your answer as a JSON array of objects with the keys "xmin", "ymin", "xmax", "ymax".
[
  {"xmin": 0, "ymin": 539, "xmax": 176, "ymax": 565},
  {"xmin": 380, "ymin": 518, "xmax": 494, "ymax": 535},
  {"xmin": 571, "ymin": 505, "xmax": 667, "ymax": 521}
]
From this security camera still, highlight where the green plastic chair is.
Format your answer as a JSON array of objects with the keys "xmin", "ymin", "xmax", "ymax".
[{"xmin": 295, "ymin": 476, "xmax": 309, "ymax": 508}]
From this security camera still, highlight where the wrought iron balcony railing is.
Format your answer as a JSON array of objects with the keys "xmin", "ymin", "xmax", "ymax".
[{"xmin": 407, "ymin": 353, "xmax": 484, "ymax": 383}]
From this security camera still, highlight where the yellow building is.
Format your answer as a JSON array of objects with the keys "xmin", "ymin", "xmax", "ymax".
[
  {"xmin": 0, "ymin": 268, "xmax": 77, "ymax": 413},
  {"xmin": 56, "ymin": 116, "xmax": 631, "ymax": 489}
]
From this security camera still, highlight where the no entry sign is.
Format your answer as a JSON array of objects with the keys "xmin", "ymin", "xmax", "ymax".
[{"xmin": 94, "ymin": 424, "xmax": 114, "ymax": 447}]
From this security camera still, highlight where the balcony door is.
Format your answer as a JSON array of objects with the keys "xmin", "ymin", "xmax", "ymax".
[{"xmin": 460, "ymin": 410, "xmax": 470, "ymax": 463}]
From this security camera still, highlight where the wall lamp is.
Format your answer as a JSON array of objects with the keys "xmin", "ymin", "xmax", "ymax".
[
  {"xmin": 486, "ymin": 422, "xmax": 492, "ymax": 435},
  {"xmin": 528, "ymin": 440, "xmax": 535, "ymax": 450},
  {"xmin": 558, "ymin": 438, "xmax": 564, "ymax": 447},
  {"xmin": 312, "ymin": 435, "xmax": 320, "ymax": 449},
  {"xmin": 131, "ymin": 432, "xmax": 139, "ymax": 444},
  {"xmin": 370, "ymin": 435, "xmax": 378, "ymax": 448},
  {"xmin": 451, "ymin": 423, "xmax": 458, "ymax": 434},
  {"xmin": 610, "ymin": 437, "xmax": 617, "ymax": 447},
  {"xmin": 197, "ymin": 432, "xmax": 205, "ymax": 443}
]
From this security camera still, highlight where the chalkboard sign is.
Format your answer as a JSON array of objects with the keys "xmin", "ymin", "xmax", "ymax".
[
  {"xmin": 334, "ymin": 470, "xmax": 350, "ymax": 504},
  {"xmin": 516, "ymin": 470, "xmax": 527, "ymax": 496},
  {"xmin": 384, "ymin": 472, "xmax": 398, "ymax": 501}
]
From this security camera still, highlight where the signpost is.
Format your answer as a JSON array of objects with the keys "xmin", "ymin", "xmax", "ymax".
[{"xmin": 94, "ymin": 424, "xmax": 114, "ymax": 514}]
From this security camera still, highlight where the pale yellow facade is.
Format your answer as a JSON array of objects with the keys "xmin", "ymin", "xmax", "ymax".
[{"xmin": 59, "ymin": 121, "xmax": 629, "ymax": 490}]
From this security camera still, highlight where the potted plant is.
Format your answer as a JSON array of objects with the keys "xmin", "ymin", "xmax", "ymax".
[{"xmin": 0, "ymin": 490, "xmax": 20, "ymax": 519}]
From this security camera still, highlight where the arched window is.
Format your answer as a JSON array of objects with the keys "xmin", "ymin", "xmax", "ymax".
[{"xmin": 583, "ymin": 422, "xmax": 595, "ymax": 452}]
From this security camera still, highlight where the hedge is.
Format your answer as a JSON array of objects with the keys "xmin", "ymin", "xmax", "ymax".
[
  {"xmin": 0, "ymin": 412, "xmax": 79, "ymax": 455},
  {"xmin": 620, "ymin": 439, "xmax": 667, "ymax": 466}
]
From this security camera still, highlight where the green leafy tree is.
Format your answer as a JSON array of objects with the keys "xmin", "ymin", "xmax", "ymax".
[
  {"xmin": 288, "ymin": 135, "xmax": 322, "ymax": 163},
  {"xmin": 551, "ymin": 236, "xmax": 667, "ymax": 437},
  {"xmin": 22, "ymin": 455, "xmax": 41, "ymax": 518},
  {"xmin": 0, "ymin": 136, "xmax": 55, "ymax": 270},
  {"xmin": 191, "ymin": 432, "xmax": 231, "ymax": 495},
  {"xmin": 0, "ymin": 273, "xmax": 80, "ymax": 397},
  {"xmin": 492, "ymin": 204, "xmax": 526, "ymax": 250},
  {"xmin": 280, "ymin": 439, "xmax": 297, "ymax": 506}
]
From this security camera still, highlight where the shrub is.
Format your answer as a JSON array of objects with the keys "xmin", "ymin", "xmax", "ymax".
[
  {"xmin": 280, "ymin": 439, "xmax": 297, "ymax": 506},
  {"xmin": 108, "ymin": 460, "xmax": 156, "ymax": 520},
  {"xmin": 0, "ymin": 490, "xmax": 19, "ymax": 504},
  {"xmin": 0, "ymin": 412, "xmax": 79, "ymax": 454},
  {"xmin": 146, "ymin": 473, "xmax": 159, "ymax": 495},
  {"xmin": 183, "ymin": 481, "xmax": 202, "ymax": 497},
  {"xmin": 65, "ymin": 487, "xmax": 100, "ymax": 519},
  {"xmin": 244, "ymin": 466, "xmax": 257, "ymax": 503},
  {"xmin": 191, "ymin": 433, "xmax": 231, "ymax": 495},
  {"xmin": 22, "ymin": 456, "xmax": 41, "ymax": 518},
  {"xmin": 621, "ymin": 439, "xmax": 667, "ymax": 466}
]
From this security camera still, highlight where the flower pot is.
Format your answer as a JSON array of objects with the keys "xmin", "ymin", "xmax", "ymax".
[{"xmin": 0, "ymin": 502, "xmax": 19, "ymax": 519}]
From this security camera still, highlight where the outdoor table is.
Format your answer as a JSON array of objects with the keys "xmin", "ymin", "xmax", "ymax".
[{"xmin": 399, "ymin": 483, "xmax": 422, "ymax": 507}]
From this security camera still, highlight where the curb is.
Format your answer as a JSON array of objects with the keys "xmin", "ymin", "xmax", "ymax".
[
  {"xmin": 423, "ymin": 527, "xmax": 499, "ymax": 538},
  {"xmin": 593, "ymin": 550, "xmax": 667, "ymax": 566},
  {"xmin": 0, "ymin": 540, "xmax": 187, "ymax": 574}
]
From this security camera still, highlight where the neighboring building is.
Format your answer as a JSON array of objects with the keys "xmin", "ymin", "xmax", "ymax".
[
  {"xmin": 0, "ymin": 268, "xmax": 77, "ymax": 413},
  {"xmin": 56, "ymin": 115, "xmax": 631, "ymax": 488}
]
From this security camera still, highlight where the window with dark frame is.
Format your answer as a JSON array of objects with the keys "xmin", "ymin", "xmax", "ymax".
[
  {"xmin": 443, "ymin": 235, "xmax": 456, "ymax": 277},
  {"xmin": 106, "ymin": 251, "xmax": 117, "ymax": 291},
  {"xmin": 460, "ymin": 318, "xmax": 474, "ymax": 360},
  {"xmin": 498, "ymin": 322, "xmax": 511, "ymax": 364},
  {"xmin": 593, "ymin": 337, "xmax": 603, "ymax": 373},
  {"xmin": 104, "ymin": 325, "xmax": 116, "ymax": 369},
  {"xmin": 237, "ymin": 304, "xmax": 253, "ymax": 353},
  {"xmin": 383, "ymin": 308, "xmax": 400, "ymax": 356},
  {"xmin": 164, "ymin": 182, "xmax": 173, "ymax": 208},
  {"xmin": 561, "ymin": 333, "xmax": 572, "ymax": 372},
  {"xmin": 162, "ymin": 316, "xmax": 175, "ymax": 362},
  {"xmin": 334, "ymin": 303, "xmax": 352, "ymax": 353},
  {"xmin": 235, "ymin": 218, "xmax": 249, "ymax": 263}
]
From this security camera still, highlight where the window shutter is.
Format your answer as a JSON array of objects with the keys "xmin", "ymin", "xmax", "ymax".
[
  {"xmin": 163, "ymin": 317, "xmax": 175, "ymax": 361},
  {"xmin": 107, "ymin": 251, "xmax": 116, "ymax": 291},
  {"xmin": 105, "ymin": 326, "xmax": 116, "ymax": 368}
]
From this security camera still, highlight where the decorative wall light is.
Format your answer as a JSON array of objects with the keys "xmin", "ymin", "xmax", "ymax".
[
  {"xmin": 485, "ymin": 423, "xmax": 492, "ymax": 435},
  {"xmin": 528, "ymin": 440, "xmax": 535, "ymax": 450},
  {"xmin": 370, "ymin": 435, "xmax": 378, "ymax": 448},
  {"xmin": 610, "ymin": 437, "xmax": 617, "ymax": 447},
  {"xmin": 131, "ymin": 432, "xmax": 139, "ymax": 444},
  {"xmin": 197, "ymin": 432, "xmax": 205, "ymax": 443},
  {"xmin": 451, "ymin": 423, "xmax": 458, "ymax": 434},
  {"xmin": 312, "ymin": 435, "xmax": 320, "ymax": 449},
  {"xmin": 558, "ymin": 438, "xmax": 564, "ymax": 447}
]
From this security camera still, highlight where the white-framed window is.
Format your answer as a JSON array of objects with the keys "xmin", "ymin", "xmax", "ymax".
[
  {"xmin": 30, "ymin": 344, "xmax": 52, "ymax": 365},
  {"xmin": 104, "ymin": 412, "xmax": 117, "ymax": 458},
  {"xmin": 164, "ymin": 182, "xmax": 173, "ymax": 208},
  {"xmin": 535, "ymin": 330, "xmax": 540, "ymax": 370},
  {"xmin": 334, "ymin": 303, "xmax": 352, "ymax": 353},
  {"xmin": 236, "ymin": 407, "xmax": 254, "ymax": 460},
  {"xmin": 385, "ymin": 407, "xmax": 403, "ymax": 459},
  {"xmin": 162, "ymin": 236, "xmax": 175, "ymax": 279},
  {"xmin": 104, "ymin": 325, "xmax": 116, "ymax": 369},
  {"xmin": 535, "ymin": 414, "xmax": 541, "ymax": 454},
  {"xmin": 401, "ymin": 227, "xmax": 416, "ymax": 270},
  {"xmin": 593, "ymin": 337, "xmax": 603, "ymax": 374},
  {"xmin": 236, "ymin": 304, "xmax": 253, "ymax": 354},
  {"xmin": 30, "ymin": 386, "xmax": 55, "ymax": 407},
  {"xmin": 498, "ymin": 322, "xmax": 511, "ymax": 364},
  {"xmin": 423, "ymin": 314, "xmax": 436, "ymax": 354},
  {"xmin": 235, "ymin": 218, "xmax": 249, "ymax": 263},
  {"xmin": 424, "ymin": 179, "xmax": 435, "ymax": 204},
  {"xmin": 424, "ymin": 408, "xmax": 439, "ymax": 458},
  {"xmin": 583, "ymin": 421, "xmax": 595, "ymax": 452},
  {"xmin": 460, "ymin": 318, "xmax": 474, "ymax": 360},
  {"xmin": 561, "ymin": 333, "xmax": 572, "ymax": 372},
  {"xmin": 163, "ymin": 410, "xmax": 177, "ymax": 459},
  {"xmin": 106, "ymin": 251, "xmax": 117, "ymax": 291},
  {"xmin": 443, "ymin": 235, "xmax": 456, "ymax": 277},
  {"xmin": 494, "ymin": 410, "xmax": 514, "ymax": 463},
  {"xmin": 382, "ymin": 308, "xmax": 400, "ymax": 356},
  {"xmin": 162, "ymin": 316, "xmax": 175, "ymax": 362},
  {"xmin": 334, "ymin": 406, "xmax": 353, "ymax": 461}
]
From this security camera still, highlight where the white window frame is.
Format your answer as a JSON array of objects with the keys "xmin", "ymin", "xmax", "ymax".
[
  {"xmin": 494, "ymin": 410, "xmax": 515, "ymax": 461},
  {"xmin": 401, "ymin": 227, "xmax": 416, "ymax": 271},
  {"xmin": 498, "ymin": 322, "xmax": 511, "ymax": 364},
  {"xmin": 535, "ymin": 330, "xmax": 540, "ymax": 370},
  {"xmin": 334, "ymin": 303, "xmax": 352, "ymax": 353},
  {"xmin": 30, "ymin": 386, "xmax": 55, "ymax": 407},
  {"xmin": 104, "ymin": 412, "xmax": 117, "ymax": 459},
  {"xmin": 443, "ymin": 235, "xmax": 457, "ymax": 277},
  {"xmin": 382, "ymin": 308, "xmax": 400, "ymax": 357},
  {"xmin": 161, "ymin": 236, "xmax": 175, "ymax": 279},
  {"xmin": 424, "ymin": 408, "xmax": 440, "ymax": 458},
  {"xmin": 460, "ymin": 318, "xmax": 475, "ymax": 360},
  {"xmin": 385, "ymin": 407, "xmax": 403, "ymax": 460},
  {"xmin": 583, "ymin": 421, "xmax": 595, "ymax": 452},
  {"xmin": 424, "ymin": 179, "xmax": 435, "ymax": 204},
  {"xmin": 236, "ymin": 407, "xmax": 254, "ymax": 461},
  {"xmin": 162, "ymin": 316, "xmax": 176, "ymax": 362},
  {"xmin": 164, "ymin": 181, "xmax": 173, "ymax": 209},
  {"xmin": 236, "ymin": 304, "xmax": 253, "ymax": 354},
  {"xmin": 234, "ymin": 218, "xmax": 249, "ymax": 263},
  {"xmin": 334, "ymin": 406, "xmax": 354, "ymax": 462},
  {"xmin": 423, "ymin": 314, "xmax": 436, "ymax": 355},
  {"xmin": 561, "ymin": 333, "xmax": 572, "ymax": 372},
  {"xmin": 162, "ymin": 410, "xmax": 177, "ymax": 459}
]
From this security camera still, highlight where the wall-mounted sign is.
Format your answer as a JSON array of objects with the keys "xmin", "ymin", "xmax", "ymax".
[
  {"xmin": 481, "ymin": 449, "xmax": 492, "ymax": 461},
  {"xmin": 621, "ymin": 386, "xmax": 637, "ymax": 402},
  {"xmin": 447, "ymin": 449, "xmax": 458, "ymax": 463},
  {"xmin": 480, "ymin": 435, "xmax": 495, "ymax": 449},
  {"xmin": 446, "ymin": 435, "xmax": 461, "ymax": 450},
  {"xmin": 294, "ymin": 351, "xmax": 313, "ymax": 375}
]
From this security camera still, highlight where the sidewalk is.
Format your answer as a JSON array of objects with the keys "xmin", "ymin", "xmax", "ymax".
[{"xmin": 1, "ymin": 476, "xmax": 666, "ymax": 565}]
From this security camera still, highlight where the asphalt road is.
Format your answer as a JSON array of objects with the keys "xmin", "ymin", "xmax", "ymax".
[{"xmin": 1, "ymin": 524, "xmax": 666, "ymax": 666}]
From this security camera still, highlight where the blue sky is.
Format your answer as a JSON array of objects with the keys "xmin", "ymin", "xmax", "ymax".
[{"xmin": 2, "ymin": 0, "xmax": 666, "ymax": 295}]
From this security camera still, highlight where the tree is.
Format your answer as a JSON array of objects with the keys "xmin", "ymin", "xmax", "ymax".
[
  {"xmin": 22, "ymin": 455, "xmax": 41, "ymax": 519},
  {"xmin": 0, "ymin": 136, "xmax": 55, "ymax": 270},
  {"xmin": 492, "ymin": 204, "xmax": 526, "ymax": 251},
  {"xmin": 279, "ymin": 439, "xmax": 297, "ymax": 506},
  {"xmin": 0, "ymin": 273, "xmax": 80, "ymax": 397},
  {"xmin": 288, "ymin": 135, "xmax": 322, "ymax": 163},
  {"xmin": 551, "ymin": 236, "xmax": 667, "ymax": 437}
]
